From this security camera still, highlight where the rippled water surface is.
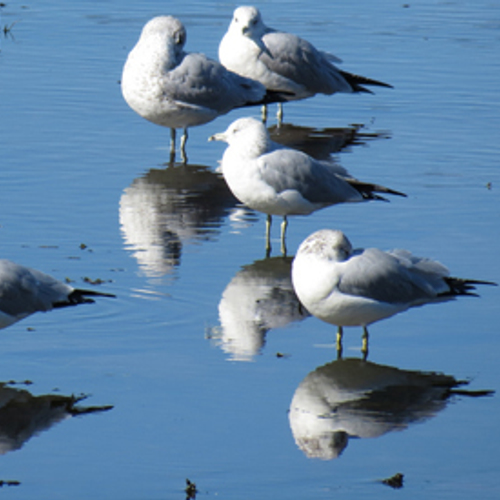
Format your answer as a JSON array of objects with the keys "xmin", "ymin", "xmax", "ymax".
[{"xmin": 0, "ymin": 1, "xmax": 499, "ymax": 498}]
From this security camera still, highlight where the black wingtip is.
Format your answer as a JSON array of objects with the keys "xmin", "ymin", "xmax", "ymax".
[
  {"xmin": 339, "ymin": 69, "xmax": 393, "ymax": 93},
  {"xmin": 441, "ymin": 277, "xmax": 497, "ymax": 297},
  {"xmin": 348, "ymin": 179, "xmax": 407, "ymax": 200},
  {"xmin": 53, "ymin": 289, "xmax": 116, "ymax": 308}
]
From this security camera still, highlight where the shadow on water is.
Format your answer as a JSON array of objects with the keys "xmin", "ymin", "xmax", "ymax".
[
  {"xmin": 207, "ymin": 256, "xmax": 309, "ymax": 361},
  {"xmin": 268, "ymin": 123, "xmax": 391, "ymax": 161},
  {"xmin": 0, "ymin": 381, "xmax": 112, "ymax": 456},
  {"xmin": 289, "ymin": 357, "xmax": 494, "ymax": 461},
  {"xmin": 119, "ymin": 163, "xmax": 256, "ymax": 278}
]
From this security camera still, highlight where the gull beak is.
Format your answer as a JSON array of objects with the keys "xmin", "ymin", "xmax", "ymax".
[{"xmin": 208, "ymin": 132, "xmax": 226, "ymax": 142}]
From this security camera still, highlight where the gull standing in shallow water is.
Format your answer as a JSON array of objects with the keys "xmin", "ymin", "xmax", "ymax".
[
  {"xmin": 291, "ymin": 229, "xmax": 497, "ymax": 357},
  {"xmin": 209, "ymin": 117, "xmax": 405, "ymax": 256},
  {"xmin": 121, "ymin": 16, "xmax": 286, "ymax": 162},
  {"xmin": 219, "ymin": 6, "xmax": 392, "ymax": 123},
  {"xmin": 0, "ymin": 260, "xmax": 115, "ymax": 329}
]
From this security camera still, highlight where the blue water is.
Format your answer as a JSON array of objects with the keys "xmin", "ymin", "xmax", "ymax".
[{"xmin": 0, "ymin": 0, "xmax": 499, "ymax": 498}]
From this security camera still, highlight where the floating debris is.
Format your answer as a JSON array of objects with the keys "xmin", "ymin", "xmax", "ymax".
[
  {"xmin": 0, "ymin": 480, "xmax": 20, "ymax": 488},
  {"xmin": 382, "ymin": 472, "xmax": 404, "ymax": 489},
  {"xmin": 82, "ymin": 276, "xmax": 111, "ymax": 286},
  {"xmin": 185, "ymin": 478, "xmax": 197, "ymax": 499}
]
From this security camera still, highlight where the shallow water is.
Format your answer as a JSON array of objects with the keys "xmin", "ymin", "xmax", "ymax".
[{"xmin": 0, "ymin": 0, "xmax": 499, "ymax": 498}]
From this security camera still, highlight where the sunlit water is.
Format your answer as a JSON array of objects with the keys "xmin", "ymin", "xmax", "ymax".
[{"xmin": 0, "ymin": 1, "xmax": 499, "ymax": 498}]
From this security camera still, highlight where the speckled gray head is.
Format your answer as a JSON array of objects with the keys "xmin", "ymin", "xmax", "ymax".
[
  {"xmin": 139, "ymin": 15, "xmax": 187, "ymax": 51},
  {"xmin": 297, "ymin": 229, "xmax": 353, "ymax": 262}
]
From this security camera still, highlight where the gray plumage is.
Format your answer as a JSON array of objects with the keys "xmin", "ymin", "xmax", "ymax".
[
  {"xmin": 219, "ymin": 6, "xmax": 392, "ymax": 103},
  {"xmin": 209, "ymin": 118, "xmax": 404, "ymax": 254},
  {"xmin": 292, "ymin": 229, "xmax": 496, "ymax": 332}
]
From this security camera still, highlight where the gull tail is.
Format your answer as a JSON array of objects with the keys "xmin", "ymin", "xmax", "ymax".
[
  {"xmin": 347, "ymin": 179, "xmax": 407, "ymax": 201},
  {"xmin": 53, "ymin": 289, "xmax": 116, "ymax": 308},
  {"xmin": 339, "ymin": 70, "xmax": 393, "ymax": 94},
  {"xmin": 440, "ymin": 277, "xmax": 497, "ymax": 297}
]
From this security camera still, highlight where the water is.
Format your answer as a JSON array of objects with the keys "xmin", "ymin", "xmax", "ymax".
[{"xmin": 0, "ymin": 0, "xmax": 499, "ymax": 498}]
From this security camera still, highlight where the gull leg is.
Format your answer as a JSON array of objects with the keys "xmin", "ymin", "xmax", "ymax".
[
  {"xmin": 361, "ymin": 326, "xmax": 369, "ymax": 360},
  {"xmin": 277, "ymin": 103, "xmax": 283, "ymax": 127},
  {"xmin": 265, "ymin": 214, "xmax": 272, "ymax": 258},
  {"xmin": 169, "ymin": 128, "xmax": 176, "ymax": 163},
  {"xmin": 261, "ymin": 104, "xmax": 268, "ymax": 124},
  {"xmin": 336, "ymin": 326, "xmax": 343, "ymax": 360},
  {"xmin": 280, "ymin": 215, "xmax": 288, "ymax": 256},
  {"xmin": 180, "ymin": 128, "xmax": 188, "ymax": 164}
]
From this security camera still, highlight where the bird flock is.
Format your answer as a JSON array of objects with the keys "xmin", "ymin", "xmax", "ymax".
[
  {"xmin": 2, "ymin": 7, "xmax": 494, "ymax": 357},
  {"xmin": 119, "ymin": 8, "xmax": 496, "ymax": 356}
]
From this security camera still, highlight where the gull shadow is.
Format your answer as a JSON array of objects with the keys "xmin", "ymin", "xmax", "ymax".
[
  {"xmin": 268, "ymin": 123, "xmax": 391, "ymax": 161},
  {"xmin": 0, "ymin": 381, "xmax": 112, "ymax": 455},
  {"xmin": 289, "ymin": 357, "xmax": 493, "ymax": 460},
  {"xmin": 119, "ymin": 163, "xmax": 256, "ymax": 279},
  {"xmin": 207, "ymin": 256, "xmax": 309, "ymax": 361}
]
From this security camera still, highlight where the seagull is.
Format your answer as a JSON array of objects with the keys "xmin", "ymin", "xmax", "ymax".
[
  {"xmin": 219, "ymin": 6, "xmax": 392, "ymax": 123},
  {"xmin": 121, "ymin": 15, "xmax": 287, "ymax": 162},
  {"xmin": 291, "ymin": 229, "xmax": 497, "ymax": 356},
  {"xmin": 0, "ymin": 259, "xmax": 115, "ymax": 329},
  {"xmin": 209, "ymin": 117, "xmax": 405, "ymax": 256}
]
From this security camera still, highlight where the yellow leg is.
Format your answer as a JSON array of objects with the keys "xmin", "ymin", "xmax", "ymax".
[
  {"xmin": 277, "ymin": 103, "xmax": 283, "ymax": 127},
  {"xmin": 265, "ymin": 214, "xmax": 272, "ymax": 258},
  {"xmin": 336, "ymin": 326, "xmax": 343, "ymax": 359},
  {"xmin": 169, "ymin": 128, "xmax": 176, "ymax": 162},
  {"xmin": 361, "ymin": 326, "xmax": 369, "ymax": 360},
  {"xmin": 180, "ymin": 128, "xmax": 188, "ymax": 164},
  {"xmin": 280, "ymin": 216, "xmax": 288, "ymax": 256},
  {"xmin": 261, "ymin": 104, "xmax": 268, "ymax": 124}
]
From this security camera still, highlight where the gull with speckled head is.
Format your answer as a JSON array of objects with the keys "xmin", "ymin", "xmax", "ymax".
[
  {"xmin": 209, "ymin": 118, "xmax": 405, "ymax": 255},
  {"xmin": 291, "ymin": 229, "xmax": 497, "ymax": 356},
  {"xmin": 121, "ymin": 16, "xmax": 286, "ymax": 162},
  {"xmin": 0, "ymin": 260, "xmax": 115, "ymax": 329},
  {"xmin": 219, "ymin": 6, "xmax": 392, "ymax": 122}
]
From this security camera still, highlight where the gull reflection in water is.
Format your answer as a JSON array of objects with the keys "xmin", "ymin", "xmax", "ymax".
[
  {"xmin": 289, "ymin": 357, "xmax": 493, "ymax": 460},
  {"xmin": 268, "ymin": 123, "xmax": 390, "ymax": 161},
  {"xmin": 208, "ymin": 256, "xmax": 309, "ymax": 361},
  {"xmin": 120, "ymin": 164, "xmax": 254, "ymax": 278},
  {"xmin": 0, "ymin": 382, "xmax": 112, "ymax": 455}
]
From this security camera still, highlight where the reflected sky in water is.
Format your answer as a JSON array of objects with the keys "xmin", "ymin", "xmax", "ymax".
[{"xmin": 0, "ymin": 0, "xmax": 499, "ymax": 499}]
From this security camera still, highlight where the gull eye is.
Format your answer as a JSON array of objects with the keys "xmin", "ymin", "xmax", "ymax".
[
  {"xmin": 175, "ymin": 31, "xmax": 185, "ymax": 46},
  {"xmin": 251, "ymin": 18, "xmax": 257, "ymax": 26}
]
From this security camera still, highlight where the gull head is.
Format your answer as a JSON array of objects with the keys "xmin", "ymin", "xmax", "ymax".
[
  {"xmin": 139, "ymin": 16, "xmax": 187, "ymax": 60},
  {"xmin": 297, "ymin": 230, "xmax": 353, "ymax": 263},
  {"xmin": 209, "ymin": 117, "xmax": 272, "ymax": 156},
  {"xmin": 230, "ymin": 6, "xmax": 267, "ymax": 38}
]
